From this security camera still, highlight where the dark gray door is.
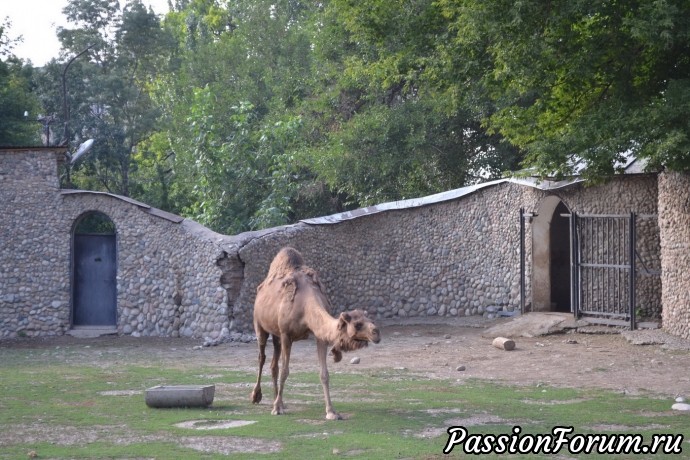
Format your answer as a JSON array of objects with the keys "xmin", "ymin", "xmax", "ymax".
[{"xmin": 73, "ymin": 234, "xmax": 117, "ymax": 326}]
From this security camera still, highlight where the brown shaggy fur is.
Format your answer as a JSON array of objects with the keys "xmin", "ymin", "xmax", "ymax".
[
  {"xmin": 265, "ymin": 246, "xmax": 305, "ymax": 282},
  {"xmin": 251, "ymin": 247, "xmax": 381, "ymax": 420}
]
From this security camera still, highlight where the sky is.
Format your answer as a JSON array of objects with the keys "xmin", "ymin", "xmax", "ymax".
[{"xmin": 1, "ymin": 0, "xmax": 171, "ymax": 66}]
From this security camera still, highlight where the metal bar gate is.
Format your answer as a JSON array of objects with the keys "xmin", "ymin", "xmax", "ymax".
[{"xmin": 570, "ymin": 213, "xmax": 637, "ymax": 330}]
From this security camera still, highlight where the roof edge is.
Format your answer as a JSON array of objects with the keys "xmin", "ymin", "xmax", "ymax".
[
  {"xmin": 0, "ymin": 146, "xmax": 68, "ymax": 151},
  {"xmin": 299, "ymin": 176, "xmax": 598, "ymax": 225},
  {"xmin": 60, "ymin": 190, "xmax": 185, "ymax": 223}
]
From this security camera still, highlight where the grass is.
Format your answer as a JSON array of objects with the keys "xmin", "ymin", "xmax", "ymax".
[{"xmin": 0, "ymin": 346, "xmax": 688, "ymax": 459}]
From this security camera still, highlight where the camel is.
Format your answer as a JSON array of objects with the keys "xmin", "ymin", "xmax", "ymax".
[{"xmin": 250, "ymin": 246, "xmax": 381, "ymax": 420}]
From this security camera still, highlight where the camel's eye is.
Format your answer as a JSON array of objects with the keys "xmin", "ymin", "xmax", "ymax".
[{"xmin": 355, "ymin": 323, "xmax": 363, "ymax": 331}]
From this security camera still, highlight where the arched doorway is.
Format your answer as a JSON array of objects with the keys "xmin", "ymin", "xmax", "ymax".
[
  {"xmin": 531, "ymin": 197, "xmax": 571, "ymax": 312},
  {"xmin": 550, "ymin": 202, "xmax": 571, "ymax": 312},
  {"xmin": 72, "ymin": 212, "xmax": 117, "ymax": 327}
]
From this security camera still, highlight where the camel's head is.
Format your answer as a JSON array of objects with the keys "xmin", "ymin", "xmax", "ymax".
[{"xmin": 331, "ymin": 309, "xmax": 380, "ymax": 362}]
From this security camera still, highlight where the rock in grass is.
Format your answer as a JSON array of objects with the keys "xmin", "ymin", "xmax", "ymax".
[
  {"xmin": 671, "ymin": 403, "xmax": 690, "ymax": 411},
  {"xmin": 350, "ymin": 357, "xmax": 360, "ymax": 364}
]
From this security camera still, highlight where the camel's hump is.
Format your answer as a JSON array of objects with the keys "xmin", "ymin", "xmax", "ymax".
[{"xmin": 267, "ymin": 246, "xmax": 305, "ymax": 279}]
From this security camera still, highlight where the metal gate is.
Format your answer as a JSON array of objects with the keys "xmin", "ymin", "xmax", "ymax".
[
  {"xmin": 570, "ymin": 213, "xmax": 636, "ymax": 329},
  {"xmin": 73, "ymin": 234, "xmax": 117, "ymax": 326}
]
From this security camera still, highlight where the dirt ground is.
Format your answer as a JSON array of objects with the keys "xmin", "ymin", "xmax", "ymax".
[
  {"xmin": 3, "ymin": 316, "xmax": 690, "ymax": 457},
  {"xmin": 4, "ymin": 316, "xmax": 690, "ymax": 398}
]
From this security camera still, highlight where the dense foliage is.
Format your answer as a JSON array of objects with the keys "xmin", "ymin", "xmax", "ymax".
[
  {"xmin": 2, "ymin": 0, "xmax": 689, "ymax": 233},
  {"xmin": 0, "ymin": 18, "xmax": 42, "ymax": 145},
  {"xmin": 436, "ymin": 0, "xmax": 690, "ymax": 180}
]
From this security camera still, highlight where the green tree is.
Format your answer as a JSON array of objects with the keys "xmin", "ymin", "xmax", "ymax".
[
  {"xmin": 147, "ymin": 0, "xmax": 336, "ymax": 232},
  {"xmin": 0, "ymin": 18, "xmax": 41, "ymax": 145},
  {"xmin": 303, "ymin": 0, "xmax": 521, "ymax": 205},
  {"xmin": 19, "ymin": 0, "xmax": 689, "ymax": 234},
  {"xmin": 150, "ymin": 0, "xmax": 523, "ymax": 231},
  {"xmin": 435, "ymin": 0, "xmax": 690, "ymax": 178},
  {"xmin": 35, "ymin": 0, "xmax": 169, "ymax": 194}
]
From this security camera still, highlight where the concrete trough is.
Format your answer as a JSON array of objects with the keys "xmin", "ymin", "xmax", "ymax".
[{"xmin": 145, "ymin": 385, "xmax": 215, "ymax": 408}]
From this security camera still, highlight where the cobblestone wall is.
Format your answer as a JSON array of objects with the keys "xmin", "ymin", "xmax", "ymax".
[
  {"xmin": 553, "ymin": 176, "xmax": 661, "ymax": 318},
  {"xmin": 0, "ymin": 149, "xmax": 70, "ymax": 337},
  {"xmin": 658, "ymin": 172, "xmax": 690, "ymax": 339},
  {"xmin": 0, "ymin": 149, "xmax": 230, "ymax": 339},
  {"xmin": 235, "ymin": 183, "xmax": 538, "ymax": 332},
  {"xmin": 0, "ymin": 148, "xmax": 674, "ymax": 340},
  {"xmin": 61, "ymin": 194, "xmax": 231, "ymax": 339},
  {"xmin": 232, "ymin": 176, "xmax": 661, "ymax": 332}
]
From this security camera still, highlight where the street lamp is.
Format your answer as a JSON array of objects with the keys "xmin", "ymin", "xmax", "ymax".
[
  {"xmin": 61, "ymin": 44, "xmax": 94, "ymax": 146},
  {"xmin": 61, "ymin": 44, "xmax": 95, "ymax": 188}
]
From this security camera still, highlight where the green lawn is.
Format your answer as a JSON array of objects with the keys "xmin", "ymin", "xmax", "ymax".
[{"xmin": 0, "ymin": 346, "xmax": 688, "ymax": 459}]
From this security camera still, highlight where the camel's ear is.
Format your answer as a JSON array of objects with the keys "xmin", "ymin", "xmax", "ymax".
[{"xmin": 338, "ymin": 312, "xmax": 351, "ymax": 330}]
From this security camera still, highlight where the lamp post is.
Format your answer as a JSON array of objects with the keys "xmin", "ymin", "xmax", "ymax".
[
  {"xmin": 61, "ymin": 44, "xmax": 94, "ymax": 145},
  {"xmin": 61, "ymin": 44, "xmax": 94, "ymax": 188}
]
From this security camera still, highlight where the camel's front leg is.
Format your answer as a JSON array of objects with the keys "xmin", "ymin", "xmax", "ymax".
[
  {"xmin": 251, "ymin": 328, "xmax": 268, "ymax": 404},
  {"xmin": 317, "ymin": 339, "xmax": 341, "ymax": 420},
  {"xmin": 270, "ymin": 334, "xmax": 282, "ymax": 413},
  {"xmin": 272, "ymin": 334, "xmax": 292, "ymax": 415}
]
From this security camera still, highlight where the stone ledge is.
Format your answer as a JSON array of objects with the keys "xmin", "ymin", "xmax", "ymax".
[{"xmin": 67, "ymin": 327, "xmax": 118, "ymax": 338}]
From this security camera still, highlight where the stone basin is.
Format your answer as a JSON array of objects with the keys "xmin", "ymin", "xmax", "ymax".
[{"xmin": 145, "ymin": 385, "xmax": 215, "ymax": 408}]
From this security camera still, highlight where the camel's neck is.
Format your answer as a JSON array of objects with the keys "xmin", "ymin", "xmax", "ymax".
[{"xmin": 304, "ymin": 301, "xmax": 340, "ymax": 343}]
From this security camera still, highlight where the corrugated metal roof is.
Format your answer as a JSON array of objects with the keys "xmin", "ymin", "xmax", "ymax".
[
  {"xmin": 300, "ymin": 179, "xmax": 507, "ymax": 225},
  {"xmin": 56, "ymin": 153, "xmax": 653, "ymax": 228},
  {"xmin": 60, "ymin": 190, "xmax": 185, "ymax": 223},
  {"xmin": 300, "ymin": 157, "xmax": 651, "ymax": 225}
]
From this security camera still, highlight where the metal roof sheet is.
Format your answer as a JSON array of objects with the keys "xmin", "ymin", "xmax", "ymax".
[
  {"xmin": 300, "ymin": 160, "xmax": 651, "ymax": 226},
  {"xmin": 300, "ymin": 179, "xmax": 507, "ymax": 225},
  {"xmin": 60, "ymin": 190, "xmax": 185, "ymax": 223}
]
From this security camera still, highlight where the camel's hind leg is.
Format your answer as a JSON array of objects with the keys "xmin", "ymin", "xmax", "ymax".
[
  {"xmin": 251, "ymin": 327, "xmax": 268, "ymax": 404},
  {"xmin": 272, "ymin": 334, "xmax": 291, "ymax": 415},
  {"xmin": 317, "ymin": 339, "xmax": 342, "ymax": 420}
]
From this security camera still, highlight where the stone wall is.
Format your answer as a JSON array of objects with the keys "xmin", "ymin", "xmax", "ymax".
[
  {"xmin": 234, "ymin": 183, "xmax": 538, "ymax": 332},
  {"xmin": 658, "ymin": 172, "xmax": 690, "ymax": 339},
  {"xmin": 232, "ymin": 175, "xmax": 661, "ymax": 332},
  {"xmin": 0, "ymin": 148, "xmax": 673, "ymax": 340},
  {"xmin": 60, "ymin": 194, "xmax": 231, "ymax": 339},
  {"xmin": 0, "ymin": 149, "xmax": 70, "ymax": 337},
  {"xmin": 0, "ymin": 148, "xmax": 230, "ymax": 339},
  {"xmin": 551, "ymin": 175, "xmax": 661, "ymax": 318}
]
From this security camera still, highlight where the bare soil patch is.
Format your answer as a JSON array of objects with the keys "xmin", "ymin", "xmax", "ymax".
[
  {"xmin": 3, "ymin": 316, "xmax": 689, "ymax": 398},
  {"xmin": 3, "ymin": 316, "xmax": 690, "ymax": 456}
]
